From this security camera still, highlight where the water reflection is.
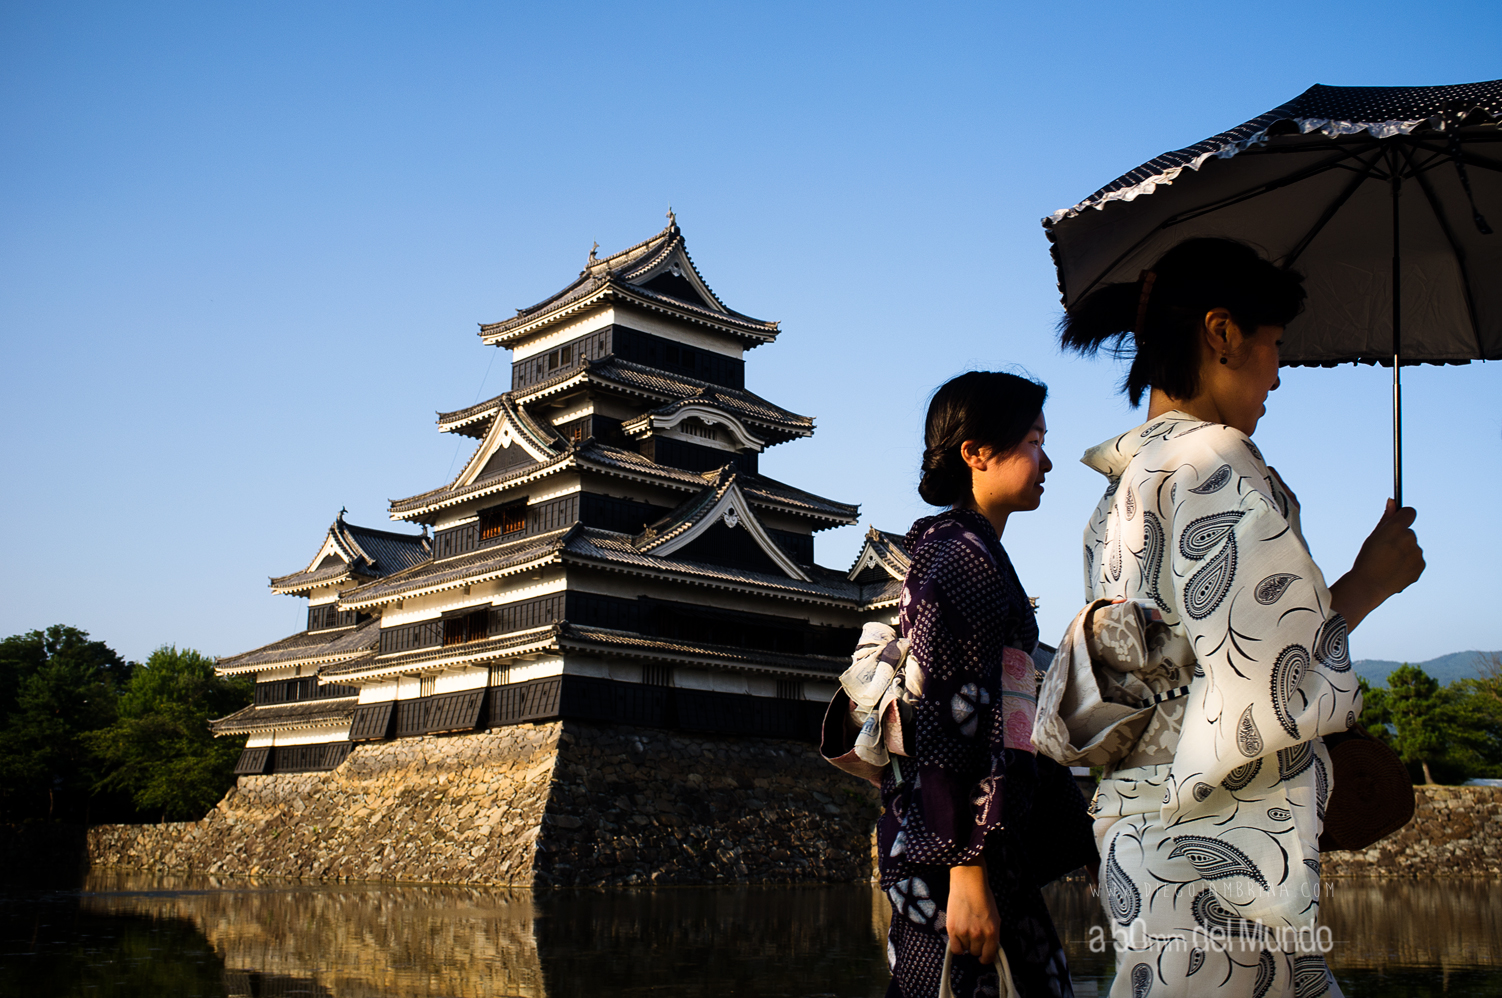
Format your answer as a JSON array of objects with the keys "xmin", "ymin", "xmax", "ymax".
[{"xmin": 0, "ymin": 873, "xmax": 1496, "ymax": 997}]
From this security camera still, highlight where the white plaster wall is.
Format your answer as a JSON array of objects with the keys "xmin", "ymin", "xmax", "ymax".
[
  {"xmin": 611, "ymin": 305, "xmax": 746, "ymax": 359},
  {"xmin": 711, "ymin": 672, "xmax": 749, "ymax": 694},
  {"xmin": 258, "ymin": 666, "xmax": 297, "ymax": 682},
  {"xmin": 805, "ymin": 681, "xmax": 836, "ymax": 702},
  {"xmin": 566, "ymin": 569, "xmax": 862, "ymax": 627},
  {"xmin": 549, "ymin": 403, "xmax": 594, "ymax": 425},
  {"xmin": 510, "ymin": 305, "xmax": 744, "ymax": 361},
  {"xmin": 397, "ymin": 676, "xmax": 422, "ymax": 700},
  {"xmin": 272, "ymin": 725, "xmax": 352, "ymax": 746},
  {"xmin": 246, "ymin": 732, "xmax": 274, "ymax": 748},
  {"xmin": 509, "ymin": 308, "xmax": 614, "ymax": 360},
  {"xmin": 745, "ymin": 675, "xmax": 777, "ymax": 698},
  {"xmin": 673, "ymin": 668, "xmax": 713, "ymax": 691},
  {"xmin": 358, "ymin": 680, "xmax": 399, "ymax": 704},
  {"xmin": 434, "ymin": 667, "xmax": 488, "ymax": 694},
  {"xmin": 379, "ymin": 573, "xmax": 566, "ymax": 627},
  {"xmin": 308, "ymin": 587, "xmax": 343, "ymax": 607},
  {"xmin": 510, "ymin": 656, "xmax": 564, "ymax": 682}
]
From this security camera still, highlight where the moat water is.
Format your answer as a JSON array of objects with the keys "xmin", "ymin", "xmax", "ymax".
[{"xmin": 1, "ymin": 873, "xmax": 1498, "ymax": 997}]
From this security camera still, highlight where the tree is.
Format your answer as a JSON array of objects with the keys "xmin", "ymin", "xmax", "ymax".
[
  {"xmin": 1363, "ymin": 664, "xmax": 1502, "ymax": 785},
  {"xmin": 0, "ymin": 626, "xmax": 132, "ymax": 821},
  {"xmin": 88, "ymin": 646, "xmax": 252, "ymax": 821}
]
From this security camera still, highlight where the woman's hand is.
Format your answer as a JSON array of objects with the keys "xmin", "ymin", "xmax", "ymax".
[
  {"xmin": 1331, "ymin": 499, "xmax": 1425, "ymax": 632},
  {"xmin": 947, "ymin": 862, "xmax": 1000, "ymax": 965}
]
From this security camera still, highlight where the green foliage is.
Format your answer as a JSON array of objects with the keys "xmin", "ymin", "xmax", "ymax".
[
  {"xmin": 0, "ymin": 626, "xmax": 132, "ymax": 821},
  {"xmin": 1361, "ymin": 663, "xmax": 1502, "ymax": 784},
  {"xmin": 89, "ymin": 646, "xmax": 252, "ymax": 821},
  {"xmin": 0, "ymin": 626, "xmax": 251, "ymax": 824}
]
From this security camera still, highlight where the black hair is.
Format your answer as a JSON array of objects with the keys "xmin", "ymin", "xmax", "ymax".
[
  {"xmin": 1058, "ymin": 237, "xmax": 1306, "ymax": 405},
  {"xmin": 918, "ymin": 371, "xmax": 1048, "ymax": 507}
]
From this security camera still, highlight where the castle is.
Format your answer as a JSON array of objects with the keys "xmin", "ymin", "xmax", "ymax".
[{"xmin": 209, "ymin": 214, "xmax": 905, "ymax": 796}]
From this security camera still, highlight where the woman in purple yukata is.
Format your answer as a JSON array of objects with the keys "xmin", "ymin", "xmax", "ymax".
[{"xmin": 880, "ymin": 372, "xmax": 1099, "ymax": 998}]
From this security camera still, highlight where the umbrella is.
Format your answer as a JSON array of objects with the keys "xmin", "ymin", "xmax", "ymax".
[{"xmin": 1044, "ymin": 80, "xmax": 1502, "ymax": 503}]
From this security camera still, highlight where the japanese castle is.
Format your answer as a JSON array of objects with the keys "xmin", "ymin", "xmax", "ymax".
[{"xmin": 210, "ymin": 216, "xmax": 909, "ymax": 774}]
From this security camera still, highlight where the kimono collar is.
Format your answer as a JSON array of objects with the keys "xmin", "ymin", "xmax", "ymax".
[{"xmin": 1080, "ymin": 410, "xmax": 1206, "ymax": 479}]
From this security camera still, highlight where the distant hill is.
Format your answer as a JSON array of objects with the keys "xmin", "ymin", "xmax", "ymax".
[{"xmin": 1352, "ymin": 650, "xmax": 1500, "ymax": 687}]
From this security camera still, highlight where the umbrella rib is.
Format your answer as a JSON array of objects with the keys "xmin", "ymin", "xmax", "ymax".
[
  {"xmin": 1072, "ymin": 150, "xmax": 1366, "ymax": 301},
  {"xmin": 1404, "ymin": 144, "xmax": 1488, "ymax": 359},
  {"xmin": 1281, "ymin": 149, "xmax": 1387, "ymax": 270},
  {"xmin": 1157, "ymin": 150, "xmax": 1366, "ymax": 229}
]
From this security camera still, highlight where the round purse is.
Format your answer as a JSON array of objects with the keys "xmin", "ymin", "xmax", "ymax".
[{"xmin": 1317, "ymin": 725, "xmax": 1416, "ymax": 853}]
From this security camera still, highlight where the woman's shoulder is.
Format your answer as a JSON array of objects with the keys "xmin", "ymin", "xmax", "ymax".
[
  {"xmin": 903, "ymin": 510, "xmax": 1001, "ymax": 578},
  {"xmin": 1138, "ymin": 415, "xmax": 1270, "ymax": 474}
]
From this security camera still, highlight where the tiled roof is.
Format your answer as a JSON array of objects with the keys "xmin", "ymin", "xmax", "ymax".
[
  {"xmin": 577, "ymin": 443, "xmax": 857, "ymax": 524},
  {"xmin": 478, "ymin": 220, "xmax": 778, "ymax": 345},
  {"xmin": 560, "ymin": 624, "xmax": 849, "ymax": 678},
  {"xmin": 388, "ymin": 439, "xmax": 856, "ymax": 526},
  {"xmin": 846, "ymin": 526, "xmax": 911, "ymax": 582},
  {"xmin": 634, "ymin": 466, "xmax": 739, "ymax": 553},
  {"xmin": 388, "ymin": 444, "xmax": 575, "ymax": 517},
  {"xmin": 337, "ymin": 528, "xmax": 574, "ymax": 609},
  {"xmin": 338, "ymin": 519, "xmax": 888, "ymax": 612},
  {"xmin": 561, "ymin": 527, "xmax": 864, "ymax": 605},
  {"xmin": 207, "ymin": 699, "xmax": 357, "ymax": 735},
  {"xmin": 269, "ymin": 517, "xmax": 430, "ymax": 594},
  {"xmin": 326, "ymin": 622, "xmax": 848, "ymax": 683},
  {"xmin": 216, "ymin": 618, "xmax": 382, "ymax": 676},
  {"xmin": 321, "ymin": 626, "xmax": 560, "ymax": 680},
  {"xmin": 446, "ymin": 359, "xmax": 813, "ymax": 445}
]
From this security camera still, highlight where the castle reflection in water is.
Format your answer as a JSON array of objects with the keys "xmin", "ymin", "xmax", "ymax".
[{"xmin": 14, "ymin": 872, "xmax": 1501, "ymax": 997}]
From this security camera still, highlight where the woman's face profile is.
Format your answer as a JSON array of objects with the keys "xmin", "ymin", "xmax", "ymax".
[
  {"xmin": 1222, "ymin": 324, "xmax": 1283, "ymax": 436},
  {"xmin": 963, "ymin": 413, "xmax": 1052, "ymax": 515}
]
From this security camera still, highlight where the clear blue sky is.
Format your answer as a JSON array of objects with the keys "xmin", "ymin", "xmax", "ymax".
[{"xmin": 3, "ymin": 1, "xmax": 1499, "ymax": 665}]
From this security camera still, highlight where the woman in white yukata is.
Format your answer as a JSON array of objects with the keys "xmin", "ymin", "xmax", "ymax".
[{"xmin": 1057, "ymin": 238, "xmax": 1425, "ymax": 998}]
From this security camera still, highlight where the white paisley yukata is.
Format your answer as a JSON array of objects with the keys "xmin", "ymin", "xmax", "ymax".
[{"xmin": 1081, "ymin": 412, "xmax": 1361, "ymax": 998}]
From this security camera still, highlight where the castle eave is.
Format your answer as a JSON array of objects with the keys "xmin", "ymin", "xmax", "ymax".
[
  {"xmin": 215, "ymin": 619, "xmax": 382, "ymax": 676},
  {"xmin": 208, "ymin": 699, "xmax": 358, "ymax": 735}
]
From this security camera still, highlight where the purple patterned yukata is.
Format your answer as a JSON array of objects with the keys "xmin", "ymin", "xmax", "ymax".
[{"xmin": 879, "ymin": 509, "xmax": 1098, "ymax": 998}]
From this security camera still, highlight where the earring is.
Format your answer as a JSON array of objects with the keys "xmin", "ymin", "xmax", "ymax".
[{"xmin": 1219, "ymin": 354, "xmax": 1228, "ymax": 365}]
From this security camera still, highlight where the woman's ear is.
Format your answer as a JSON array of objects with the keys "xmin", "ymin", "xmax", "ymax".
[
  {"xmin": 959, "ymin": 439, "xmax": 992, "ymax": 472},
  {"xmin": 1201, "ymin": 308, "xmax": 1239, "ymax": 364}
]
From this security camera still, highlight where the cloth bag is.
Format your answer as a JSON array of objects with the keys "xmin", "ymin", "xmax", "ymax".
[
  {"xmin": 819, "ymin": 622, "xmax": 920, "ymax": 785},
  {"xmin": 1318, "ymin": 725, "xmax": 1416, "ymax": 852},
  {"xmin": 938, "ymin": 944, "xmax": 1017, "ymax": 998}
]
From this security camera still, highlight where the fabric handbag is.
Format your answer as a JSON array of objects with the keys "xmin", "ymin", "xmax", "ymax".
[
  {"xmin": 938, "ymin": 944, "xmax": 1017, "ymax": 998},
  {"xmin": 1317, "ymin": 724, "xmax": 1416, "ymax": 852},
  {"xmin": 820, "ymin": 622, "xmax": 919, "ymax": 786}
]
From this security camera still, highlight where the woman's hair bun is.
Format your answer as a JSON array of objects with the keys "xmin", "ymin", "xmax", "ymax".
[
  {"xmin": 918, "ymin": 445, "xmax": 972, "ymax": 507},
  {"xmin": 919, "ymin": 371, "xmax": 1048, "ymax": 507}
]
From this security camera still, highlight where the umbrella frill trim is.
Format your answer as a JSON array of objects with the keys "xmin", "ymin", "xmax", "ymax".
[{"xmin": 1044, "ymin": 115, "xmax": 1445, "ymax": 225}]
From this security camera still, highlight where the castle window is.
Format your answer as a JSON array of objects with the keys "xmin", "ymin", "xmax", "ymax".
[
  {"xmin": 776, "ymin": 680, "xmax": 805, "ymax": 700},
  {"xmin": 489, "ymin": 663, "xmax": 511, "ymax": 686},
  {"xmin": 479, "ymin": 502, "xmax": 527, "ymax": 541},
  {"xmin": 444, "ymin": 607, "xmax": 491, "ymax": 646},
  {"xmin": 642, "ymin": 664, "xmax": 674, "ymax": 687},
  {"xmin": 420, "ymin": 676, "xmax": 436, "ymax": 697}
]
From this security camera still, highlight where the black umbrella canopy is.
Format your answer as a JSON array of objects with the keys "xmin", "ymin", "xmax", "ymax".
[{"xmin": 1044, "ymin": 80, "xmax": 1502, "ymax": 368}]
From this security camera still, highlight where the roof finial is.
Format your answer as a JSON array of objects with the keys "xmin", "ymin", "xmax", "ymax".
[
  {"xmin": 666, "ymin": 206, "xmax": 676, "ymax": 228},
  {"xmin": 338, "ymin": 506, "xmax": 347, "ymax": 523},
  {"xmin": 588, "ymin": 241, "xmax": 598, "ymax": 262}
]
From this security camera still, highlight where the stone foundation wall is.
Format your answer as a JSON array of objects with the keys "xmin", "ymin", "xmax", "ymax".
[
  {"xmin": 86, "ymin": 720, "xmax": 881, "ymax": 887},
  {"xmin": 538, "ymin": 721, "xmax": 877, "ymax": 886},
  {"xmin": 1322, "ymin": 784, "xmax": 1502, "ymax": 877}
]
